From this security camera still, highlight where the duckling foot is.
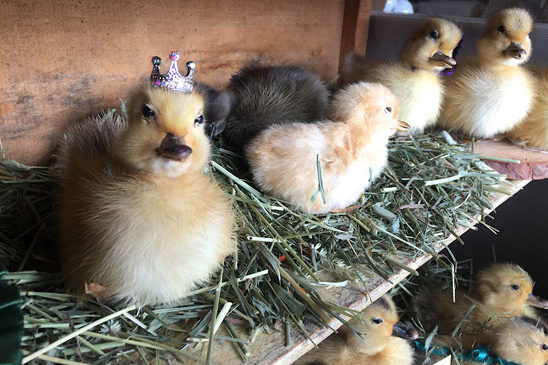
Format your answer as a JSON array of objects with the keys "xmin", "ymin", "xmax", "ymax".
[
  {"xmin": 329, "ymin": 204, "xmax": 361, "ymax": 214},
  {"xmin": 84, "ymin": 282, "xmax": 109, "ymax": 302}
]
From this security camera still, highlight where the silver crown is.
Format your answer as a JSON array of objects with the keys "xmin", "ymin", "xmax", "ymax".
[{"xmin": 150, "ymin": 51, "xmax": 195, "ymax": 92}]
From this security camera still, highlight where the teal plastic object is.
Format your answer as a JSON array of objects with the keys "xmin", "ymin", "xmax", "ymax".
[{"xmin": 0, "ymin": 270, "xmax": 23, "ymax": 365}]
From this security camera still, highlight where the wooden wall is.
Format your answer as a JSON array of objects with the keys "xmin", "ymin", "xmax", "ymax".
[{"xmin": 0, "ymin": 0, "xmax": 367, "ymax": 165}]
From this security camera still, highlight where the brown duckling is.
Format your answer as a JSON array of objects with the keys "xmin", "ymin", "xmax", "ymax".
[
  {"xmin": 222, "ymin": 65, "xmax": 329, "ymax": 147},
  {"xmin": 56, "ymin": 54, "xmax": 235, "ymax": 305},
  {"xmin": 194, "ymin": 83, "xmax": 236, "ymax": 139},
  {"xmin": 295, "ymin": 295, "xmax": 415, "ymax": 365},
  {"xmin": 342, "ymin": 18, "xmax": 462, "ymax": 134}
]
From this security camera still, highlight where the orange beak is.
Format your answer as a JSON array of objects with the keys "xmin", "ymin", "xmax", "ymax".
[
  {"xmin": 429, "ymin": 51, "xmax": 457, "ymax": 68},
  {"xmin": 396, "ymin": 120, "xmax": 411, "ymax": 132}
]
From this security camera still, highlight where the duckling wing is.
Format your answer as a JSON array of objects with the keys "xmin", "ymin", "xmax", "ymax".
[{"xmin": 55, "ymin": 110, "xmax": 126, "ymax": 175}]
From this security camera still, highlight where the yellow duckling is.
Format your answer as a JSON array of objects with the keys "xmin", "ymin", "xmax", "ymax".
[
  {"xmin": 415, "ymin": 263, "xmax": 548, "ymax": 349},
  {"xmin": 56, "ymin": 54, "xmax": 235, "ymax": 305},
  {"xmin": 342, "ymin": 18, "xmax": 462, "ymax": 134},
  {"xmin": 488, "ymin": 317, "xmax": 548, "ymax": 365},
  {"xmin": 295, "ymin": 295, "xmax": 415, "ymax": 365},
  {"xmin": 246, "ymin": 82, "xmax": 408, "ymax": 214},
  {"xmin": 508, "ymin": 68, "xmax": 548, "ymax": 149},
  {"xmin": 439, "ymin": 8, "xmax": 535, "ymax": 138}
]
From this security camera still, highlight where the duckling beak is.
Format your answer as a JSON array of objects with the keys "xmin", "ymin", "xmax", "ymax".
[
  {"xmin": 156, "ymin": 133, "xmax": 192, "ymax": 161},
  {"xmin": 429, "ymin": 51, "xmax": 457, "ymax": 68},
  {"xmin": 396, "ymin": 120, "xmax": 411, "ymax": 132},
  {"xmin": 392, "ymin": 321, "xmax": 419, "ymax": 340},
  {"xmin": 504, "ymin": 42, "xmax": 527, "ymax": 60},
  {"xmin": 526, "ymin": 293, "xmax": 548, "ymax": 309}
]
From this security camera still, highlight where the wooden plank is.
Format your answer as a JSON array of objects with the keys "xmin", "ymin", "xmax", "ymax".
[
  {"xmin": 338, "ymin": 0, "xmax": 372, "ymax": 70},
  {"xmin": 188, "ymin": 179, "xmax": 530, "ymax": 365},
  {"xmin": 472, "ymin": 139, "xmax": 548, "ymax": 180},
  {"xmin": 0, "ymin": 0, "xmax": 345, "ymax": 165}
]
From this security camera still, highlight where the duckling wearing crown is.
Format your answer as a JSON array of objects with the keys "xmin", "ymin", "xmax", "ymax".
[{"xmin": 56, "ymin": 52, "xmax": 235, "ymax": 305}]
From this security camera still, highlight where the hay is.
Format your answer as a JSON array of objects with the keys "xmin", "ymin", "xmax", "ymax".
[{"xmin": 0, "ymin": 127, "xmax": 513, "ymax": 363}]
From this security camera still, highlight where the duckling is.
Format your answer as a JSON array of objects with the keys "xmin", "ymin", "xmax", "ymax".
[
  {"xmin": 194, "ymin": 83, "xmax": 236, "ymax": 139},
  {"xmin": 246, "ymin": 82, "xmax": 409, "ymax": 214},
  {"xmin": 508, "ymin": 68, "xmax": 548, "ymax": 149},
  {"xmin": 56, "ymin": 55, "xmax": 235, "ymax": 305},
  {"xmin": 295, "ymin": 296, "xmax": 415, "ymax": 365},
  {"xmin": 439, "ymin": 8, "xmax": 535, "ymax": 138},
  {"xmin": 415, "ymin": 263, "xmax": 548, "ymax": 349},
  {"xmin": 341, "ymin": 18, "xmax": 462, "ymax": 134},
  {"xmin": 488, "ymin": 316, "xmax": 548, "ymax": 365},
  {"xmin": 222, "ymin": 65, "xmax": 329, "ymax": 147}
]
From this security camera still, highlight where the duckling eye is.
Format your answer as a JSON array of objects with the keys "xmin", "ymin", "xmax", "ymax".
[
  {"xmin": 372, "ymin": 318, "xmax": 383, "ymax": 325},
  {"xmin": 542, "ymin": 344, "xmax": 548, "ymax": 351},
  {"xmin": 142, "ymin": 105, "xmax": 155, "ymax": 118},
  {"xmin": 430, "ymin": 30, "xmax": 440, "ymax": 40},
  {"xmin": 194, "ymin": 114, "xmax": 204, "ymax": 126},
  {"xmin": 385, "ymin": 106, "xmax": 392, "ymax": 113},
  {"xmin": 497, "ymin": 25, "xmax": 505, "ymax": 34},
  {"xmin": 511, "ymin": 284, "xmax": 520, "ymax": 291}
]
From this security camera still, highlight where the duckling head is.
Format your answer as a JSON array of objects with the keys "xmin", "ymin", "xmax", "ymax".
[
  {"xmin": 400, "ymin": 18, "xmax": 462, "ymax": 73},
  {"xmin": 491, "ymin": 317, "xmax": 548, "ymax": 365},
  {"xmin": 478, "ymin": 8, "xmax": 533, "ymax": 67},
  {"xmin": 115, "ymin": 87, "xmax": 210, "ymax": 178},
  {"xmin": 329, "ymin": 82, "xmax": 409, "ymax": 139},
  {"xmin": 473, "ymin": 263, "xmax": 547, "ymax": 315},
  {"xmin": 346, "ymin": 295, "xmax": 405, "ymax": 356}
]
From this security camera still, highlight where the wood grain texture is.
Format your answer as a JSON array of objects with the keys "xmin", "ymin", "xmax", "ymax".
[
  {"xmin": 339, "ymin": 0, "xmax": 372, "ymax": 70},
  {"xmin": 0, "ymin": 0, "xmax": 345, "ymax": 165},
  {"xmin": 472, "ymin": 139, "xmax": 548, "ymax": 180}
]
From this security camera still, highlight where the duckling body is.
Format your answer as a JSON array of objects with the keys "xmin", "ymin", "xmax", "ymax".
[
  {"xmin": 295, "ymin": 296, "xmax": 414, "ymax": 365},
  {"xmin": 222, "ymin": 65, "xmax": 329, "ymax": 147},
  {"xmin": 439, "ymin": 8, "xmax": 535, "ymax": 138},
  {"xmin": 246, "ymin": 82, "xmax": 407, "ymax": 214},
  {"xmin": 57, "ymin": 87, "xmax": 234, "ymax": 305},
  {"xmin": 488, "ymin": 317, "xmax": 548, "ymax": 365},
  {"xmin": 509, "ymin": 69, "xmax": 548, "ymax": 149},
  {"xmin": 342, "ymin": 18, "xmax": 462, "ymax": 134},
  {"xmin": 415, "ymin": 263, "xmax": 547, "ymax": 349}
]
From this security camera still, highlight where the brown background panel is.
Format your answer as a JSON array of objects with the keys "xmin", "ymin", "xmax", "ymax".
[{"xmin": 0, "ymin": 0, "xmax": 346, "ymax": 165}]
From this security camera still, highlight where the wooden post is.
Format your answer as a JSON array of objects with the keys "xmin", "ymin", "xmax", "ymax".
[{"xmin": 339, "ymin": 0, "xmax": 373, "ymax": 72}]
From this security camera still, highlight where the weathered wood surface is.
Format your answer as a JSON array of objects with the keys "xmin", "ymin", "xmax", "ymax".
[
  {"xmin": 188, "ymin": 180, "xmax": 530, "ymax": 365},
  {"xmin": 472, "ymin": 139, "xmax": 548, "ymax": 180},
  {"xmin": 339, "ymin": 0, "xmax": 373, "ymax": 70},
  {"xmin": 0, "ymin": 0, "xmax": 346, "ymax": 165}
]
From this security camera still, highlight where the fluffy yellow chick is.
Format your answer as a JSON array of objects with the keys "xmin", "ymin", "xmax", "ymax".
[
  {"xmin": 56, "ymin": 87, "xmax": 235, "ymax": 305},
  {"xmin": 342, "ymin": 18, "xmax": 462, "ymax": 134},
  {"xmin": 508, "ymin": 68, "xmax": 548, "ymax": 148},
  {"xmin": 416, "ymin": 263, "xmax": 548, "ymax": 349},
  {"xmin": 439, "ymin": 8, "xmax": 535, "ymax": 138},
  {"xmin": 488, "ymin": 317, "xmax": 548, "ymax": 365},
  {"xmin": 246, "ymin": 82, "xmax": 408, "ymax": 214},
  {"xmin": 295, "ymin": 296, "xmax": 414, "ymax": 365}
]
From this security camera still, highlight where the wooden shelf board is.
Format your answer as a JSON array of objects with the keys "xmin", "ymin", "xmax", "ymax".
[
  {"xmin": 188, "ymin": 179, "xmax": 529, "ymax": 365},
  {"xmin": 472, "ymin": 139, "xmax": 548, "ymax": 180}
]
